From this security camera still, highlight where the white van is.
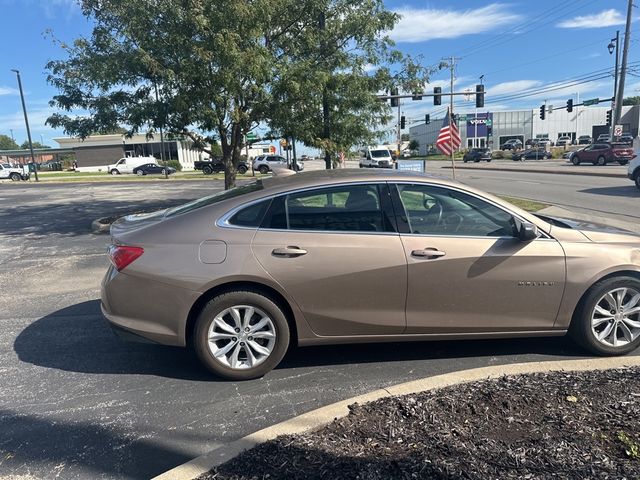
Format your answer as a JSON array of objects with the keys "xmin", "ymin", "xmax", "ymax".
[
  {"xmin": 359, "ymin": 146, "xmax": 394, "ymax": 168},
  {"xmin": 108, "ymin": 156, "xmax": 158, "ymax": 175}
]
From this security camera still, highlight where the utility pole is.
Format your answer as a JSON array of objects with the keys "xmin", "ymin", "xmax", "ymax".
[
  {"xmin": 447, "ymin": 56, "xmax": 459, "ymax": 179},
  {"xmin": 613, "ymin": 0, "xmax": 633, "ymax": 132},
  {"xmin": 396, "ymin": 102, "xmax": 401, "ymax": 159},
  {"xmin": 11, "ymin": 69, "xmax": 38, "ymax": 182},
  {"xmin": 154, "ymin": 82, "xmax": 168, "ymax": 179}
]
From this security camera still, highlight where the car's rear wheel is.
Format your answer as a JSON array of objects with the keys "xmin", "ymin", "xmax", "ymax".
[
  {"xmin": 193, "ymin": 290, "xmax": 290, "ymax": 380},
  {"xmin": 259, "ymin": 165, "xmax": 269, "ymax": 175},
  {"xmin": 597, "ymin": 155, "xmax": 606, "ymax": 166},
  {"xmin": 570, "ymin": 276, "xmax": 640, "ymax": 356},
  {"xmin": 10, "ymin": 172, "xmax": 21, "ymax": 181},
  {"xmin": 618, "ymin": 160, "xmax": 628, "ymax": 166},
  {"xmin": 572, "ymin": 156, "xmax": 580, "ymax": 165},
  {"xmin": 202, "ymin": 165, "xmax": 213, "ymax": 175},
  {"xmin": 635, "ymin": 173, "xmax": 640, "ymax": 191},
  {"xmin": 237, "ymin": 165, "xmax": 247, "ymax": 174}
]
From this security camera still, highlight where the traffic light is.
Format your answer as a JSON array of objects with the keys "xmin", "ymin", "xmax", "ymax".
[
  {"xmin": 390, "ymin": 88, "xmax": 399, "ymax": 107},
  {"xmin": 566, "ymin": 99, "xmax": 573, "ymax": 113},
  {"xmin": 475, "ymin": 84, "xmax": 484, "ymax": 108},
  {"xmin": 412, "ymin": 93, "xmax": 423, "ymax": 101},
  {"xmin": 606, "ymin": 109, "xmax": 612, "ymax": 126},
  {"xmin": 433, "ymin": 87, "xmax": 442, "ymax": 105},
  {"xmin": 400, "ymin": 115, "xmax": 406, "ymax": 129},
  {"xmin": 539, "ymin": 105, "xmax": 545, "ymax": 120},
  {"xmin": 425, "ymin": 114, "xmax": 430, "ymax": 125}
]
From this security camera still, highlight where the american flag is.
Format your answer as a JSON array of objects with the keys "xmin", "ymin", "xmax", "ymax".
[{"xmin": 436, "ymin": 108, "xmax": 461, "ymax": 156}]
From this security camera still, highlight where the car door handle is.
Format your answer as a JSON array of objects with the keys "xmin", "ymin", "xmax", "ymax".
[
  {"xmin": 272, "ymin": 246, "xmax": 308, "ymax": 257},
  {"xmin": 411, "ymin": 248, "xmax": 446, "ymax": 259}
]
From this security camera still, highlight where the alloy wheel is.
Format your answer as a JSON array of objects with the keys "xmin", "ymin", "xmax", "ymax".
[
  {"xmin": 591, "ymin": 287, "xmax": 640, "ymax": 348},
  {"xmin": 207, "ymin": 305, "xmax": 276, "ymax": 369}
]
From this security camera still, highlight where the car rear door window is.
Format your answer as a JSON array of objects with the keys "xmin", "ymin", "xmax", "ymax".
[
  {"xmin": 227, "ymin": 199, "xmax": 272, "ymax": 227},
  {"xmin": 262, "ymin": 184, "xmax": 393, "ymax": 232},
  {"xmin": 394, "ymin": 184, "xmax": 518, "ymax": 237}
]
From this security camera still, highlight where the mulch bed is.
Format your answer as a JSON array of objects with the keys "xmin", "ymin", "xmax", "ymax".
[{"xmin": 201, "ymin": 367, "xmax": 640, "ymax": 480}]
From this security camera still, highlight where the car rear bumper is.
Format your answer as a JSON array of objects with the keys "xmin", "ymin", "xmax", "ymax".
[{"xmin": 101, "ymin": 265, "xmax": 201, "ymax": 347}]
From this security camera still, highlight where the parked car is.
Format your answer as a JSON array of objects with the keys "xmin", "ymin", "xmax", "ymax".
[
  {"xmin": 108, "ymin": 156, "xmax": 158, "ymax": 175},
  {"xmin": 570, "ymin": 143, "xmax": 636, "ymax": 166},
  {"xmin": 596, "ymin": 134, "xmax": 611, "ymax": 143},
  {"xmin": 102, "ymin": 169, "xmax": 640, "ymax": 380},
  {"xmin": 195, "ymin": 158, "xmax": 248, "ymax": 175},
  {"xmin": 500, "ymin": 139, "xmax": 523, "ymax": 150},
  {"xmin": 253, "ymin": 155, "xmax": 303, "ymax": 174},
  {"xmin": 556, "ymin": 136, "xmax": 572, "ymax": 147},
  {"xmin": 0, "ymin": 163, "xmax": 29, "ymax": 181},
  {"xmin": 577, "ymin": 135, "xmax": 592, "ymax": 145},
  {"xmin": 360, "ymin": 146, "xmax": 395, "ymax": 168},
  {"xmin": 617, "ymin": 134, "xmax": 634, "ymax": 146},
  {"xmin": 562, "ymin": 150, "xmax": 575, "ymax": 160},
  {"xmin": 463, "ymin": 148, "xmax": 492, "ymax": 163},
  {"xmin": 132, "ymin": 163, "xmax": 176, "ymax": 176},
  {"xmin": 628, "ymin": 154, "xmax": 640, "ymax": 191},
  {"xmin": 512, "ymin": 148, "xmax": 552, "ymax": 161}
]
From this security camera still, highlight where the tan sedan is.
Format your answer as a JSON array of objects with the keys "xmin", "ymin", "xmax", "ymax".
[{"xmin": 101, "ymin": 169, "xmax": 640, "ymax": 380}]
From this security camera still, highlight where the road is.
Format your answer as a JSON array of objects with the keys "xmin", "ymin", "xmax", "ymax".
[{"xmin": 0, "ymin": 174, "xmax": 637, "ymax": 480}]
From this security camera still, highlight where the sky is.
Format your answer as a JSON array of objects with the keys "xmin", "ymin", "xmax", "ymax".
[{"xmin": 0, "ymin": 0, "xmax": 638, "ymax": 147}]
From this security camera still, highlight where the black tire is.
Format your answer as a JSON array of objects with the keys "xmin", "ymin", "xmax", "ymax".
[
  {"xmin": 259, "ymin": 165, "xmax": 269, "ymax": 175},
  {"xmin": 202, "ymin": 165, "xmax": 213, "ymax": 175},
  {"xmin": 463, "ymin": 159, "xmax": 468, "ymax": 163},
  {"xmin": 571, "ymin": 156, "xmax": 580, "ymax": 165},
  {"xmin": 237, "ymin": 165, "xmax": 247, "ymax": 175},
  {"xmin": 486, "ymin": 159, "xmax": 492, "ymax": 162},
  {"xmin": 110, "ymin": 169, "xmax": 120, "ymax": 175},
  {"xmin": 635, "ymin": 173, "xmax": 640, "ymax": 191},
  {"xmin": 596, "ymin": 155, "xmax": 606, "ymax": 166},
  {"xmin": 10, "ymin": 172, "xmax": 21, "ymax": 181},
  {"xmin": 474, "ymin": 159, "xmax": 480, "ymax": 163},
  {"xmin": 358, "ymin": 163, "xmax": 363, "ymax": 168},
  {"xmin": 570, "ymin": 276, "xmax": 640, "ymax": 356},
  {"xmin": 618, "ymin": 160, "xmax": 628, "ymax": 166},
  {"xmin": 193, "ymin": 290, "xmax": 290, "ymax": 380},
  {"xmin": 136, "ymin": 170, "xmax": 144, "ymax": 176}
]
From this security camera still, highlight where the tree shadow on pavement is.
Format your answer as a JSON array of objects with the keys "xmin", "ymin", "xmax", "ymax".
[
  {"xmin": 14, "ymin": 300, "xmax": 211, "ymax": 381},
  {"xmin": 0, "ymin": 197, "xmax": 199, "ymax": 237},
  {"xmin": 0, "ymin": 407, "xmax": 193, "ymax": 479},
  {"xmin": 580, "ymin": 186, "xmax": 640, "ymax": 198}
]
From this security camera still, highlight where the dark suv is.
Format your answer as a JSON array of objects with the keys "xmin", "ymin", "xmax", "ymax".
[
  {"xmin": 463, "ymin": 148, "xmax": 492, "ymax": 163},
  {"xmin": 512, "ymin": 148, "xmax": 552, "ymax": 161},
  {"xmin": 571, "ymin": 143, "xmax": 636, "ymax": 166}
]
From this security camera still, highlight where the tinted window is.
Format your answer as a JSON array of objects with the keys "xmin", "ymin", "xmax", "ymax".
[
  {"xmin": 370, "ymin": 150, "xmax": 390, "ymax": 158},
  {"xmin": 396, "ymin": 184, "xmax": 517, "ymax": 237},
  {"xmin": 165, "ymin": 181, "xmax": 263, "ymax": 218},
  {"xmin": 228, "ymin": 199, "xmax": 271, "ymax": 227},
  {"xmin": 262, "ymin": 184, "xmax": 388, "ymax": 232}
]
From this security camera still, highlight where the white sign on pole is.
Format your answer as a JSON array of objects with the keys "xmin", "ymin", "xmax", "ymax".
[{"xmin": 614, "ymin": 125, "xmax": 623, "ymax": 137}]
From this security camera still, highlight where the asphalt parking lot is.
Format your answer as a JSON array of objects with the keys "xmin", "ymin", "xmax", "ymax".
[{"xmin": 0, "ymin": 177, "xmax": 638, "ymax": 480}]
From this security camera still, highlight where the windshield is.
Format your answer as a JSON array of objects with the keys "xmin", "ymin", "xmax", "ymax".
[
  {"xmin": 370, "ymin": 150, "xmax": 390, "ymax": 158},
  {"xmin": 1, "ymin": 164, "xmax": 10, "ymax": 168},
  {"xmin": 164, "ymin": 181, "xmax": 264, "ymax": 218}
]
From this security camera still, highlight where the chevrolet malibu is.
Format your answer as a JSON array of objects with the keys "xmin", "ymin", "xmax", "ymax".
[{"xmin": 102, "ymin": 169, "xmax": 640, "ymax": 380}]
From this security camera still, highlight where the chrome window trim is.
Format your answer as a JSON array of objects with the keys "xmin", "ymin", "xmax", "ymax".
[{"xmin": 391, "ymin": 181, "xmax": 553, "ymax": 240}]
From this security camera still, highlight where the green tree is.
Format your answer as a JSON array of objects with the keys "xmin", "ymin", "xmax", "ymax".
[
  {"xmin": 401, "ymin": 133, "xmax": 410, "ymax": 142},
  {"xmin": 20, "ymin": 141, "xmax": 50, "ymax": 149},
  {"xmin": 0, "ymin": 135, "xmax": 19, "ymax": 150},
  {"xmin": 408, "ymin": 139, "xmax": 419, "ymax": 151},
  {"xmin": 623, "ymin": 96, "xmax": 640, "ymax": 106}
]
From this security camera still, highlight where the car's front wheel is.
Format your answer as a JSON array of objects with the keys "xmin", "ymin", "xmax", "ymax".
[
  {"xmin": 202, "ymin": 165, "xmax": 213, "ymax": 175},
  {"xmin": 570, "ymin": 276, "xmax": 640, "ymax": 356},
  {"xmin": 136, "ymin": 170, "xmax": 144, "ymax": 176},
  {"xmin": 572, "ymin": 156, "xmax": 581, "ymax": 165},
  {"xmin": 258, "ymin": 165, "xmax": 269, "ymax": 175},
  {"xmin": 193, "ymin": 290, "xmax": 290, "ymax": 380},
  {"xmin": 635, "ymin": 173, "xmax": 640, "ymax": 191},
  {"xmin": 237, "ymin": 165, "xmax": 248, "ymax": 174},
  {"xmin": 110, "ymin": 169, "xmax": 120, "ymax": 175},
  {"xmin": 10, "ymin": 172, "xmax": 21, "ymax": 181}
]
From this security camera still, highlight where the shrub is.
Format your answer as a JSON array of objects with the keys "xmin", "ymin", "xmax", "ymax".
[{"xmin": 163, "ymin": 160, "xmax": 182, "ymax": 171}]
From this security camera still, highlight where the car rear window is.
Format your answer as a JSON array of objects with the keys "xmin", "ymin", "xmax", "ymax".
[{"xmin": 164, "ymin": 181, "xmax": 264, "ymax": 218}]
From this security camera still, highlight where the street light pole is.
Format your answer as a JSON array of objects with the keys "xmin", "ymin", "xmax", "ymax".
[
  {"xmin": 613, "ymin": 0, "xmax": 633, "ymax": 134},
  {"xmin": 11, "ymin": 69, "xmax": 38, "ymax": 181},
  {"xmin": 609, "ymin": 30, "xmax": 620, "ymax": 136}
]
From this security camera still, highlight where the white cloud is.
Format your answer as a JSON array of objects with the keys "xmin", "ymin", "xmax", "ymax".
[
  {"xmin": 390, "ymin": 4, "xmax": 522, "ymax": 43},
  {"xmin": 487, "ymin": 80, "xmax": 543, "ymax": 96},
  {"xmin": 0, "ymin": 107, "xmax": 59, "ymax": 136},
  {"xmin": 0, "ymin": 86, "xmax": 19, "ymax": 96},
  {"xmin": 557, "ymin": 9, "xmax": 625, "ymax": 29}
]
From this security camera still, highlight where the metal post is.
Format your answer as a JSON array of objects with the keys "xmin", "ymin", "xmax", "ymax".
[
  {"xmin": 610, "ymin": 30, "xmax": 620, "ymax": 136},
  {"xmin": 11, "ymin": 69, "xmax": 38, "ymax": 182},
  {"xmin": 449, "ymin": 57, "xmax": 456, "ymax": 179},
  {"xmin": 397, "ymin": 101, "xmax": 401, "ymax": 160},
  {"xmin": 614, "ymin": 1, "xmax": 632, "ymax": 132},
  {"xmin": 291, "ymin": 137, "xmax": 298, "ymax": 171}
]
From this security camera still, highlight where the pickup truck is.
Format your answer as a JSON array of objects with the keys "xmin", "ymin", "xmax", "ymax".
[
  {"xmin": 0, "ymin": 163, "xmax": 29, "ymax": 181},
  {"xmin": 194, "ymin": 158, "xmax": 248, "ymax": 175}
]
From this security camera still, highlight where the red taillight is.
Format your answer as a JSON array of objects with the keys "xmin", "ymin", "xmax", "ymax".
[{"xmin": 109, "ymin": 245, "xmax": 144, "ymax": 271}]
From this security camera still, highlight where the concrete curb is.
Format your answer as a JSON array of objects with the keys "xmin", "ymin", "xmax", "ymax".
[
  {"xmin": 152, "ymin": 356, "xmax": 640, "ymax": 480},
  {"xmin": 441, "ymin": 165, "xmax": 626, "ymax": 178},
  {"xmin": 91, "ymin": 217, "xmax": 113, "ymax": 234}
]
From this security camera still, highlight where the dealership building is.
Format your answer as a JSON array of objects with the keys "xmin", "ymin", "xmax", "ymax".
[
  {"xmin": 53, "ymin": 133, "xmax": 207, "ymax": 171},
  {"xmin": 409, "ymin": 105, "xmax": 640, "ymax": 154}
]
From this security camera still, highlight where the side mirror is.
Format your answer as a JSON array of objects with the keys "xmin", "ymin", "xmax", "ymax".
[{"xmin": 518, "ymin": 221, "xmax": 538, "ymax": 242}]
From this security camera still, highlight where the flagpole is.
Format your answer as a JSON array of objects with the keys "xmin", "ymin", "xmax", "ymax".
[{"xmin": 449, "ymin": 56, "xmax": 456, "ymax": 179}]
